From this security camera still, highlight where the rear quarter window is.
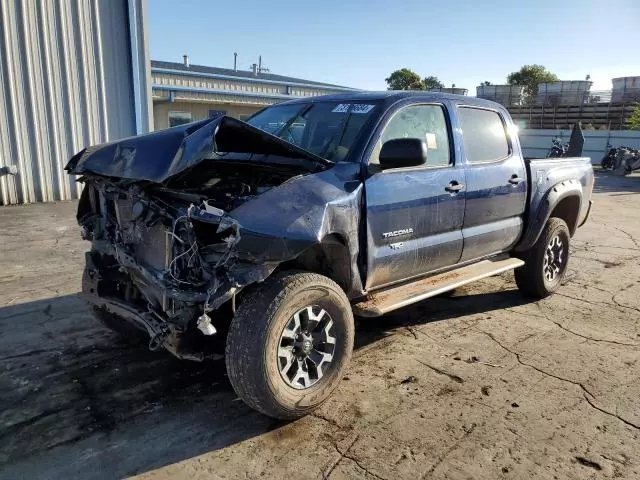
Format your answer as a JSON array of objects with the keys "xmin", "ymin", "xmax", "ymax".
[{"xmin": 458, "ymin": 107, "xmax": 509, "ymax": 163}]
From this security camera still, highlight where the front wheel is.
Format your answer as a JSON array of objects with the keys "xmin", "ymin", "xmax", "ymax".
[
  {"xmin": 225, "ymin": 271, "xmax": 354, "ymax": 419},
  {"xmin": 515, "ymin": 218, "xmax": 571, "ymax": 298}
]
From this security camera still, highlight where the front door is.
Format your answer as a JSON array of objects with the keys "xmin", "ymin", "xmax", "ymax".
[
  {"xmin": 364, "ymin": 103, "xmax": 466, "ymax": 290},
  {"xmin": 455, "ymin": 106, "xmax": 527, "ymax": 262}
]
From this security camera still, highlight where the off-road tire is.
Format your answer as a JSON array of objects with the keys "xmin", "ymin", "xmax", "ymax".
[
  {"xmin": 91, "ymin": 306, "xmax": 147, "ymax": 344},
  {"xmin": 225, "ymin": 271, "xmax": 354, "ymax": 419},
  {"xmin": 515, "ymin": 217, "xmax": 571, "ymax": 298}
]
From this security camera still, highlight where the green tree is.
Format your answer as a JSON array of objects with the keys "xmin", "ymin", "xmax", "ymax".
[
  {"xmin": 423, "ymin": 76, "xmax": 445, "ymax": 90},
  {"xmin": 507, "ymin": 64, "xmax": 559, "ymax": 101},
  {"xmin": 627, "ymin": 104, "xmax": 640, "ymax": 130},
  {"xmin": 385, "ymin": 69, "xmax": 424, "ymax": 90}
]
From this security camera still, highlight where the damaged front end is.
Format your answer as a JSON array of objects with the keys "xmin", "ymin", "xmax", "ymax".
[
  {"xmin": 69, "ymin": 116, "xmax": 333, "ymax": 360},
  {"xmin": 77, "ymin": 175, "xmax": 286, "ymax": 360}
]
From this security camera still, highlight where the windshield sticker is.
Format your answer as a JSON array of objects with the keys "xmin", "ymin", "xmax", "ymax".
[
  {"xmin": 332, "ymin": 104, "xmax": 375, "ymax": 114},
  {"xmin": 332, "ymin": 104, "xmax": 350, "ymax": 113},
  {"xmin": 351, "ymin": 104, "xmax": 375, "ymax": 114}
]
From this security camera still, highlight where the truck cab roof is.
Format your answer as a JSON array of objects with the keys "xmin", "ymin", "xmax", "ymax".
[{"xmin": 278, "ymin": 91, "xmax": 504, "ymax": 110}]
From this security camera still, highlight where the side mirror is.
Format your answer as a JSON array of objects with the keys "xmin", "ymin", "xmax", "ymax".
[{"xmin": 379, "ymin": 138, "xmax": 428, "ymax": 170}]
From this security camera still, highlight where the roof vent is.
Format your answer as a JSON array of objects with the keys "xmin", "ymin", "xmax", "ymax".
[{"xmin": 183, "ymin": 54, "xmax": 190, "ymax": 67}]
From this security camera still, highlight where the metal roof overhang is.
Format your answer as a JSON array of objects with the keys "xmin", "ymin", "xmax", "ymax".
[
  {"xmin": 152, "ymin": 84, "xmax": 301, "ymax": 101},
  {"xmin": 151, "ymin": 66, "xmax": 358, "ymax": 92}
]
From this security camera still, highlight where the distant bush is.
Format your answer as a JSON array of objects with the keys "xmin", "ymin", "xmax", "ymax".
[{"xmin": 627, "ymin": 104, "xmax": 640, "ymax": 130}]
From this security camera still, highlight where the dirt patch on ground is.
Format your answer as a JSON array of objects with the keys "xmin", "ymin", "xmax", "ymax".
[{"xmin": 1, "ymin": 172, "xmax": 639, "ymax": 479}]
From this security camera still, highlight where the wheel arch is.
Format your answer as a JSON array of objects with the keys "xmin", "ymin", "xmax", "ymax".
[
  {"xmin": 550, "ymin": 195, "xmax": 581, "ymax": 236},
  {"xmin": 276, "ymin": 233, "xmax": 354, "ymax": 295},
  {"xmin": 515, "ymin": 179, "xmax": 582, "ymax": 252}
]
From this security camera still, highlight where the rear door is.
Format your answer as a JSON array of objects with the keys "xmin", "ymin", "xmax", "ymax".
[
  {"xmin": 454, "ymin": 105, "xmax": 527, "ymax": 262},
  {"xmin": 364, "ymin": 102, "xmax": 466, "ymax": 289}
]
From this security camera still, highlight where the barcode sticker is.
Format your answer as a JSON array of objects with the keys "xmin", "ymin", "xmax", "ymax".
[
  {"xmin": 331, "ymin": 104, "xmax": 375, "ymax": 114},
  {"xmin": 351, "ymin": 104, "xmax": 375, "ymax": 114}
]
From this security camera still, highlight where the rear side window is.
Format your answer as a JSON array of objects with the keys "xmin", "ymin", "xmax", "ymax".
[{"xmin": 458, "ymin": 107, "xmax": 509, "ymax": 163}]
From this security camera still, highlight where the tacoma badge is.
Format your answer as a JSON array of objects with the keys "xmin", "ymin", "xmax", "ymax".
[{"xmin": 382, "ymin": 228, "xmax": 414, "ymax": 239}]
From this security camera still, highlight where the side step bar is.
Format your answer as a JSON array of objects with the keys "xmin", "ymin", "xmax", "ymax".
[{"xmin": 353, "ymin": 256, "xmax": 524, "ymax": 317}]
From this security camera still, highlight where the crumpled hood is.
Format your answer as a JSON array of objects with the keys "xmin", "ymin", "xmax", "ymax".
[{"xmin": 65, "ymin": 116, "xmax": 332, "ymax": 183}]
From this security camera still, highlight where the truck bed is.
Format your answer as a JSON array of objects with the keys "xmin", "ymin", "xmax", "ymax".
[{"xmin": 524, "ymin": 156, "xmax": 594, "ymax": 228}]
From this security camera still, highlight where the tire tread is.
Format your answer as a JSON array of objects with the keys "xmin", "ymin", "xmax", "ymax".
[
  {"xmin": 515, "ymin": 217, "xmax": 570, "ymax": 298},
  {"xmin": 225, "ymin": 271, "xmax": 353, "ymax": 419}
]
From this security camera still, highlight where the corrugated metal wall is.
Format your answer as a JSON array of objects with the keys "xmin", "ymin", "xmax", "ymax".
[{"xmin": 0, "ymin": 0, "xmax": 150, "ymax": 205}]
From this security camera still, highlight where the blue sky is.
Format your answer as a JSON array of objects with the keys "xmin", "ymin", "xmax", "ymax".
[{"xmin": 148, "ymin": 0, "xmax": 639, "ymax": 92}]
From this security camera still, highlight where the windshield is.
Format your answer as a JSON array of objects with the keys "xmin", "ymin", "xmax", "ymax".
[{"xmin": 246, "ymin": 101, "xmax": 379, "ymax": 162}]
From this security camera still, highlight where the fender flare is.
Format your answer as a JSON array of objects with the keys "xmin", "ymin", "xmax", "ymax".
[{"xmin": 515, "ymin": 179, "xmax": 583, "ymax": 252}]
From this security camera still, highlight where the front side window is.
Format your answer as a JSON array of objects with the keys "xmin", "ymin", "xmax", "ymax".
[
  {"xmin": 373, "ymin": 104, "xmax": 451, "ymax": 167},
  {"xmin": 458, "ymin": 107, "xmax": 509, "ymax": 163},
  {"xmin": 246, "ymin": 101, "xmax": 379, "ymax": 162}
]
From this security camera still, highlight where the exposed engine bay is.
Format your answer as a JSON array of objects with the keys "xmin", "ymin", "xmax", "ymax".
[
  {"xmin": 77, "ymin": 161, "xmax": 306, "ymax": 360},
  {"xmin": 66, "ymin": 114, "xmax": 366, "ymax": 362}
]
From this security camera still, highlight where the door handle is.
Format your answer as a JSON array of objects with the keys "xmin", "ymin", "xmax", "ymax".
[
  {"xmin": 445, "ymin": 181, "xmax": 464, "ymax": 193},
  {"xmin": 509, "ymin": 175, "xmax": 525, "ymax": 185}
]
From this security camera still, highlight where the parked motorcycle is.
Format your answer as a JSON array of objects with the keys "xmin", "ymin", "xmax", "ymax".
[
  {"xmin": 600, "ymin": 147, "xmax": 618, "ymax": 170},
  {"xmin": 618, "ymin": 148, "xmax": 640, "ymax": 175},
  {"xmin": 599, "ymin": 146, "xmax": 640, "ymax": 174},
  {"xmin": 546, "ymin": 138, "xmax": 569, "ymax": 158}
]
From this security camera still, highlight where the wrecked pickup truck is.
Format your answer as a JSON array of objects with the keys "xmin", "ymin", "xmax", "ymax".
[{"xmin": 67, "ymin": 92, "xmax": 594, "ymax": 419}]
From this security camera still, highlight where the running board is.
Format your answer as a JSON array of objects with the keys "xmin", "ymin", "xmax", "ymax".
[{"xmin": 353, "ymin": 256, "xmax": 524, "ymax": 317}]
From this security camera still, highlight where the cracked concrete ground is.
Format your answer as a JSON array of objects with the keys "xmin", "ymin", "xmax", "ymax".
[{"xmin": 1, "ymin": 171, "xmax": 639, "ymax": 479}]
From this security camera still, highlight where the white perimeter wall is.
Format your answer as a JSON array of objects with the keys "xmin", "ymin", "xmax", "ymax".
[{"xmin": 519, "ymin": 129, "xmax": 640, "ymax": 163}]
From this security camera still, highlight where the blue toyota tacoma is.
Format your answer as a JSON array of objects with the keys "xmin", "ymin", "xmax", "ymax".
[{"xmin": 67, "ymin": 91, "xmax": 594, "ymax": 419}]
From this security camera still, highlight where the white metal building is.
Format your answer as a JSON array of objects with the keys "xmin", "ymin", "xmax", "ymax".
[
  {"xmin": 0, "ymin": 0, "xmax": 152, "ymax": 205},
  {"xmin": 151, "ymin": 59, "xmax": 356, "ymax": 130}
]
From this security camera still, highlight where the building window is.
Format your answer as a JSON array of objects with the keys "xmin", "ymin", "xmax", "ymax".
[
  {"xmin": 208, "ymin": 109, "xmax": 227, "ymax": 119},
  {"xmin": 168, "ymin": 111, "xmax": 192, "ymax": 127}
]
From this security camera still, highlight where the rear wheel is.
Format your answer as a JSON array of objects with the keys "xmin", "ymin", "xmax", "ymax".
[
  {"xmin": 225, "ymin": 271, "xmax": 354, "ymax": 419},
  {"xmin": 601, "ymin": 156, "xmax": 614, "ymax": 170},
  {"xmin": 515, "ymin": 218, "xmax": 570, "ymax": 298}
]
